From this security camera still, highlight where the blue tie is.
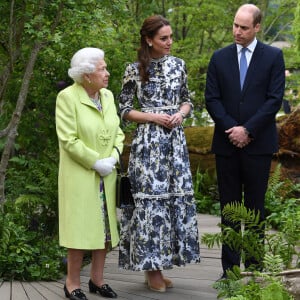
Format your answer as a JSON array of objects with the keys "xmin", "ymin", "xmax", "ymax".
[{"xmin": 240, "ymin": 47, "xmax": 248, "ymax": 89}]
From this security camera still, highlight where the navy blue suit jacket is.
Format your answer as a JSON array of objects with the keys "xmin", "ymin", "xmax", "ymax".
[{"xmin": 205, "ymin": 40, "xmax": 285, "ymax": 155}]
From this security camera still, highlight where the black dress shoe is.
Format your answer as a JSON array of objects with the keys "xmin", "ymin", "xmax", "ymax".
[
  {"xmin": 215, "ymin": 273, "xmax": 228, "ymax": 282},
  {"xmin": 64, "ymin": 284, "xmax": 88, "ymax": 300},
  {"xmin": 89, "ymin": 279, "xmax": 117, "ymax": 298}
]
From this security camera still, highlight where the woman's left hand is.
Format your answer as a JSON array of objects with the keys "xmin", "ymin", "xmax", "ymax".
[{"xmin": 168, "ymin": 112, "xmax": 183, "ymax": 128}]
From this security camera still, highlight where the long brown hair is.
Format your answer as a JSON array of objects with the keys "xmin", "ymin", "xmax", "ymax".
[{"xmin": 138, "ymin": 15, "xmax": 170, "ymax": 83}]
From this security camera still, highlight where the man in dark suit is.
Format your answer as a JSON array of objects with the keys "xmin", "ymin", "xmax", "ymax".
[{"xmin": 205, "ymin": 4, "xmax": 285, "ymax": 277}]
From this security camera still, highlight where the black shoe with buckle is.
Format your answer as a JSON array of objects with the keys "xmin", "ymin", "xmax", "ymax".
[
  {"xmin": 89, "ymin": 279, "xmax": 117, "ymax": 298},
  {"xmin": 64, "ymin": 284, "xmax": 88, "ymax": 300},
  {"xmin": 215, "ymin": 273, "xmax": 228, "ymax": 283}
]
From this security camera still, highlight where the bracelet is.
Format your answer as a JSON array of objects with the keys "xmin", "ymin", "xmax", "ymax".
[{"xmin": 179, "ymin": 110, "xmax": 186, "ymax": 119}]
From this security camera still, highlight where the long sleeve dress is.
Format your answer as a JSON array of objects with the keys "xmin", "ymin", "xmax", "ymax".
[{"xmin": 118, "ymin": 55, "xmax": 200, "ymax": 271}]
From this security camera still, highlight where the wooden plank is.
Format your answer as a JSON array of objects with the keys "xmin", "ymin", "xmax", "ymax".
[
  {"xmin": 1, "ymin": 214, "xmax": 222, "ymax": 300},
  {"xmin": 104, "ymin": 279, "xmax": 217, "ymax": 300},
  {"xmin": 82, "ymin": 259, "xmax": 219, "ymax": 299},
  {"xmin": 22, "ymin": 282, "xmax": 45, "ymax": 300},
  {"xmin": 0, "ymin": 281, "xmax": 11, "ymax": 299},
  {"xmin": 11, "ymin": 281, "xmax": 28, "ymax": 300},
  {"xmin": 29, "ymin": 282, "xmax": 64, "ymax": 300}
]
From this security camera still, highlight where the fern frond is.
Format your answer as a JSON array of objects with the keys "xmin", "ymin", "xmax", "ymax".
[
  {"xmin": 213, "ymin": 267, "xmax": 244, "ymax": 298},
  {"xmin": 201, "ymin": 232, "xmax": 222, "ymax": 248},
  {"xmin": 242, "ymin": 230, "xmax": 264, "ymax": 262},
  {"xmin": 222, "ymin": 227, "xmax": 243, "ymax": 252},
  {"xmin": 263, "ymin": 253, "xmax": 283, "ymax": 274},
  {"xmin": 222, "ymin": 202, "xmax": 260, "ymax": 225},
  {"xmin": 268, "ymin": 163, "xmax": 281, "ymax": 186}
]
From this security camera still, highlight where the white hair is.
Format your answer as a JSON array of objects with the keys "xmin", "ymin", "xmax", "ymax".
[{"xmin": 68, "ymin": 47, "xmax": 105, "ymax": 83}]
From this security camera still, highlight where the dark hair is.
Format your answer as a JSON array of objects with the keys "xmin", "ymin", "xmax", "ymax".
[
  {"xmin": 252, "ymin": 7, "xmax": 262, "ymax": 26},
  {"xmin": 138, "ymin": 15, "xmax": 170, "ymax": 82}
]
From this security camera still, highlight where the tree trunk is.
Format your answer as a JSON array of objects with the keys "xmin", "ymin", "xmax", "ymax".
[{"xmin": 0, "ymin": 42, "xmax": 43, "ymax": 204}]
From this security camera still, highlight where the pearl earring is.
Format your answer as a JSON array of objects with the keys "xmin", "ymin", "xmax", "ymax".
[{"xmin": 148, "ymin": 43, "xmax": 152, "ymax": 47}]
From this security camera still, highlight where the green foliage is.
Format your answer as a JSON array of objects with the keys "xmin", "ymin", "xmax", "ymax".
[
  {"xmin": 0, "ymin": 199, "xmax": 66, "ymax": 280},
  {"xmin": 261, "ymin": 0, "xmax": 296, "ymax": 42},
  {"xmin": 265, "ymin": 164, "xmax": 287, "ymax": 209},
  {"xmin": 222, "ymin": 202, "xmax": 262, "ymax": 226},
  {"xmin": 202, "ymin": 200, "xmax": 300, "ymax": 268},
  {"xmin": 193, "ymin": 168, "xmax": 220, "ymax": 215},
  {"xmin": 203, "ymin": 201, "xmax": 298, "ymax": 299},
  {"xmin": 263, "ymin": 253, "xmax": 284, "ymax": 274},
  {"xmin": 197, "ymin": 164, "xmax": 300, "ymax": 269},
  {"xmin": 5, "ymin": 149, "xmax": 59, "ymax": 236},
  {"xmin": 0, "ymin": 145, "xmax": 65, "ymax": 280},
  {"xmin": 265, "ymin": 208, "xmax": 300, "ymax": 269},
  {"xmin": 214, "ymin": 269, "xmax": 293, "ymax": 300},
  {"xmin": 1, "ymin": 0, "xmax": 300, "ymax": 282},
  {"xmin": 293, "ymin": 1, "xmax": 300, "ymax": 51},
  {"xmin": 202, "ymin": 202, "xmax": 266, "ymax": 266},
  {"xmin": 202, "ymin": 231, "xmax": 222, "ymax": 249},
  {"xmin": 265, "ymin": 164, "xmax": 300, "ymax": 230},
  {"xmin": 0, "ymin": 0, "xmax": 298, "ymax": 125}
]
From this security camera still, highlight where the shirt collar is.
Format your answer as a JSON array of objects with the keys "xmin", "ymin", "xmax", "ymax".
[{"xmin": 236, "ymin": 38, "xmax": 257, "ymax": 53}]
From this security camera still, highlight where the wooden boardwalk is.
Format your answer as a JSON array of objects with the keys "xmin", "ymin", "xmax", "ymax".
[{"xmin": 0, "ymin": 214, "xmax": 221, "ymax": 300}]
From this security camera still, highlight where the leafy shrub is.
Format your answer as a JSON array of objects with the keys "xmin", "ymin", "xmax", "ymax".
[
  {"xmin": 0, "ymin": 199, "xmax": 66, "ymax": 280},
  {"xmin": 214, "ymin": 266, "xmax": 293, "ymax": 300},
  {"xmin": 265, "ymin": 163, "xmax": 300, "ymax": 228},
  {"xmin": 0, "ymin": 150, "xmax": 67, "ymax": 280},
  {"xmin": 193, "ymin": 168, "xmax": 220, "ymax": 215},
  {"xmin": 202, "ymin": 202, "xmax": 299, "ymax": 299}
]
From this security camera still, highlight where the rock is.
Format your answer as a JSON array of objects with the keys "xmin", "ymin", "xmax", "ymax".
[
  {"xmin": 241, "ymin": 269, "xmax": 300, "ymax": 299},
  {"xmin": 281, "ymin": 269, "xmax": 300, "ymax": 300}
]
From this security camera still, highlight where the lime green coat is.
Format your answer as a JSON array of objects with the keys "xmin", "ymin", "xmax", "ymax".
[{"xmin": 55, "ymin": 83, "xmax": 124, "ymax": 249}]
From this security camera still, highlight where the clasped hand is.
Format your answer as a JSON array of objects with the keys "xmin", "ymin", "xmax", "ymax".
[
  {"xmin": 225, "ymin": 126, "xmax": 251, "ymax": 148},
  {"xmin": 93, "ymin": 157, "xmax": 117, "ymax": 177},
  {"xmin": 154, "ymin": 112, "xmax": 183, "ymax": 129}
]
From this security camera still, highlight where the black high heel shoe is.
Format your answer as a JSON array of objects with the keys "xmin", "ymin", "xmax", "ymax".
[
  {"xmin": 64, "ymin": 284, "xmax": 88, "ymax": 300},
  {"xmin": 88, "ymin": 279, "xmax": 117, "ymax": 298}
]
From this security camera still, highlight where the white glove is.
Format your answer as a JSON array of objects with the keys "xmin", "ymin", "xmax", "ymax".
[
  {"xmin": 93, "ymin": 157, "xmax": 117, "ymax": 177},
  {"xmin": 101, "ymin": 157, "xmax": 117, "ymax": 166}
]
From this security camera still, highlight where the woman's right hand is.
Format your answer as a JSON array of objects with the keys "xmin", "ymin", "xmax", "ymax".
[{"xmin": 93, "ymin": 157, "xmax": 117, "ymax": 177}]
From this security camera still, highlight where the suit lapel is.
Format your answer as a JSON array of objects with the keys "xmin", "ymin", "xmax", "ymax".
[
  {"xmin": 242, "ymin": 41, "xmax": 264, "ymax": 92},
  {"xmin": 229, "ymin": 44, "xmax": 241, "ymax": 90}
]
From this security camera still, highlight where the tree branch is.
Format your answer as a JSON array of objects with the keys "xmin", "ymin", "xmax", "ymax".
[{"xmin": 0, "ymin": 42, "xmax": 43, "ymax": 204}]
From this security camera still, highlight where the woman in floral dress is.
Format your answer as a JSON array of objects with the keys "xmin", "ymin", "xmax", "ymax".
[{"xmin": 118, "ymin": 15, "xmax": 200, "ymax": 293}]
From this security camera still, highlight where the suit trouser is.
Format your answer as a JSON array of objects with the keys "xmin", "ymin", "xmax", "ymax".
[{"xmin": 215, "ymin": 151, "xmax": 272, "ymax": 273}]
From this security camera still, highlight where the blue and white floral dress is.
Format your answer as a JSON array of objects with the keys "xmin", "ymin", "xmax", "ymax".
[{"xmin": 118, "ymin": 55, "xmax": 200, "ymax": 271}]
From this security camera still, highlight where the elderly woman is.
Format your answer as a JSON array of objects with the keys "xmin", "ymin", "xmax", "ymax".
[{"xmin": 56, "ymin": 47, "xmax": 124, "ymax": 300}]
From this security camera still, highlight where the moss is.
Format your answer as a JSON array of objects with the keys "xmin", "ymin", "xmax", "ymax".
[{"xmin": 122, "ymin": 126, "xmax": 215, "ymax": 176}]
